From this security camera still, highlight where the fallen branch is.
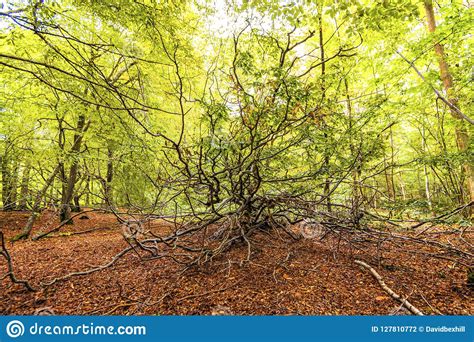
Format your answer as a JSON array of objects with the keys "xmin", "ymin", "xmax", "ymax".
[
  {"xmin": 0, "ymin": 232, "xmax": 36, "ymax": 291},
  {"xmin": 412, "ymin": 201, "xmax": 473, "ymax": 232},
  {"xmin": 394, "ymin": 230, "xmax": 471, "ymax": 259},
  {"xmin": 41, "ymin": 245, "xmax": 134, "ymax": 286},
  {"xmin": 55, "ymin": 226, "xmax": 113, "ymax": 237},
  {"xmin": 354, "ymin": 259, "xmax": 423, "ymax": 316},
  {"xmin": 32, "ymin": 209, "xmax": 98, "ymax": 241}
]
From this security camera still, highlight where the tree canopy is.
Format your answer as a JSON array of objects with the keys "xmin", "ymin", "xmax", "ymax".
[{"xmin": 0, "ymin": 0, "xmax": 473, "ymax": 240}]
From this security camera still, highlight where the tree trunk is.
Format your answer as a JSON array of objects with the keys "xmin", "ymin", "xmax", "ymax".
[
  {"xmin": 424, "ymin": 0, "xmax": 474, "ymax": 214},
  {"xmin": 384, "ymin": 157, "xmax": 395, "ymax": 202},
  {"xmin": 13, "ymin": 165, "xmax": 60, "ymax": 241},
  {"xmin": 1, "ymin": 153, "xmax": 16, "ymax": 211},
  {"xmin": 398, "ymin": 171, "xmax": 407, "ymax": 201},
  {"xmin": 389, "ymin": 127, "xmax": 396, "ymax": 200},
  {"xmin": 9, "ymin": 160, "xmax": 19, "ymax": 209},
  {"xmin": 103, "ymin": 146, "xmax": 114, "ymax": 208},
  {"xmin": 421, "ymin": 126, "xmax": 433, "ymax": 211},
  {"xmin": 85, "ymin": 175, "xmax": 91, "ymax": 207},
  {"xmin": 345, "ymin": 78, "xmax": 362, "ymax": 225},
  {"xmin": 72, "ymin": 195, "xmax": 81, "ymax": 212},
  {"xmin": 318, "ymin": 9, "xmax": 332, "ymax": 212},
  {"xmin": 18, "ymin": 163, "xmax": 31, "ymax": 210},
  {"xmin": 59, "ymin": 114, "xmax": 88, "ymax": 223}
]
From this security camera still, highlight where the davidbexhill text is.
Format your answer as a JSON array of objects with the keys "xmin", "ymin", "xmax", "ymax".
[{"xmin": 424, "ymin": 326, "xmax": 465, "ymax": 333}]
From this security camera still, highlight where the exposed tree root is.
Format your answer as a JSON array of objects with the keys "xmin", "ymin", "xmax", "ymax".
[
  {"xmin": 8, "ymin": 197, "xmax": 469, "ymax": 295},
  {"xmin": 0, "ymin": 232, "xmax": 36, "ymax": 291}
]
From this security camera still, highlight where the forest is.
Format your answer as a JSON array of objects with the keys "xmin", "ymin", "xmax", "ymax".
[{"xmin": 0, "ymin": 0, "xmax": 472, "ymax": 316}]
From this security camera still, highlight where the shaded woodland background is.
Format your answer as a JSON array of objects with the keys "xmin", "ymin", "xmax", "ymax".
[{"xmin": 0, "ymin": 0, "xmax": 472, "ymax": 315}]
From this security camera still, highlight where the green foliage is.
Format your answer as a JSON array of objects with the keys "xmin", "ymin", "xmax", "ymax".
[{"xmin": 0, "ymin": 0, "xmax": 472, "ymax": 218}]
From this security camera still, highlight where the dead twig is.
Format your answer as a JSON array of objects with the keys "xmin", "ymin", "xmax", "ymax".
[
  {"xmin": 419, "ymin": 292, "xmax": 443, "ymax": 315},
  {"xmin": 354, "ymin": 259, "xmax": 424, "ymax": 316},
  {"xmin": 176, "ymin": 281, "xmax": 241, "ymax": 303}
]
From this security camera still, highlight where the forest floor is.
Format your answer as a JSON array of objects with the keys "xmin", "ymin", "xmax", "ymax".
[{"xmin": 0, "ymin": 210, "xmax": 472, "ymax": 315}]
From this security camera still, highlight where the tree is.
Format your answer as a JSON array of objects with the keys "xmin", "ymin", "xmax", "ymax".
[
  {"xmin": 423, "ymin": 0, "xmax": 473, "ymax": 213},
  {"xmin": 0, "ymin": 0, "xmax": 472, "ymax": 248}
]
